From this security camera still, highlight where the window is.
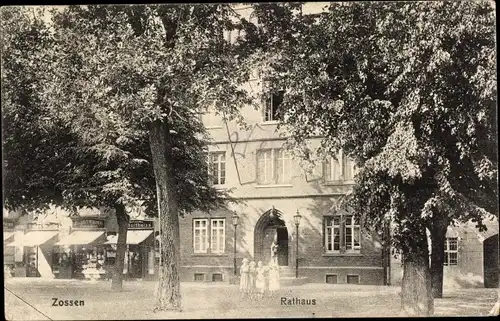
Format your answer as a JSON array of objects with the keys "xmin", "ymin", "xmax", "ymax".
[
  {"xmin": 325, "ymin": 274, "xmax": 338, "ymax": 284},
  {"xmin": 257, "ymin": 148, "xmax": 292, "ymax": 185},
  {"xmin": 324, "ymin": 215, "xmax": 361, "ymax": 253},
  {"xmin": 324, "ymin": 151, "xmax": 356, "ymax": 183},
  {"xmin": 210, "ymin": 219, "xmax": 226, "ymax": 254},
  {"xmin": 193, "ymin": 219, "xmax": 209, "ymax": 253},
  {"xmin": 347, "ymin": 275, "xmax": 360, "ymax": 284},
  {"xmin": 264, "ymin": 90, "xmax": 284, "ymax": 122},
  {"xmin": 444, "ymin": 237, "xmax": 458, "ymax": 266},
  {"xmin": 208, "ymin": 152, "xmax": 226, "ymax": 185},
  {"xmin": 212, "ymin": 273, "xmax": 224, "ymax": 282},
  {"xmin": 325, "ymin": 216, "xmax": 341, "ymax": 252},
  {"xmin": 345, "ymin": 216, "xmax": 361, "ymax": 251},
  {"xmin": 194, "ymin": 273, "xmax": 205, "ymax": 282},
  {"xmin": 193, "ymin": 218, "xmax": 226, "ymax": 254}
]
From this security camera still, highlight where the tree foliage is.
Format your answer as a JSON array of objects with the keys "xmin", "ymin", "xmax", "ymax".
[
  {"xmin": 251, "ymin": 0, "xmax": 497, "ymax": 252},
  {"xmin": 2, "ymin": 7, "xmax": 75, "ymax": 214},
  {"xmin": 33, "ymin": 4, "xmax": 256, "ymax": 309},
  {"xmin": 250, "ymin": 1, "xmax": 497, "ymax": 315}
]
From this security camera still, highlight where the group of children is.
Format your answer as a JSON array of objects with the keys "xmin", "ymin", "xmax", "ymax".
[{"xmin": 239, "ymin": 258, "xmax": 280, "ymax": 299}]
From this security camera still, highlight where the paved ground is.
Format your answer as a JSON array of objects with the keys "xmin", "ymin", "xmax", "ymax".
[{"xmin": 4, "ymin": 278, "xmax": 498, "ymax": 320}]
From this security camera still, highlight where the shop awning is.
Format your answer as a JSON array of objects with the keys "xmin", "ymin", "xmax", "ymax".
[
  {"xmin": 55, "ymin": 231, "xmax": 105, "ymax": 245},
  {"xmin": 7, "ymin": 230, "xmax": 58, "ymax": 247},
  {"xmin": 3, "ymin": 232, "xmax": 14, "ymax": 241},
  {"xmin": 105, "ymin": 230, "xmax": 153, "ymax": 245}
]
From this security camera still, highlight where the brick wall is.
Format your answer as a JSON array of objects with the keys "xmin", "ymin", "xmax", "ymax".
[{"xmin": 179, "ymin": 197, "xmax": 385, "ymax": 284}]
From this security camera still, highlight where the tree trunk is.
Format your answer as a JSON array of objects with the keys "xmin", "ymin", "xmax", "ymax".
[
  {"xmin": 112, "ymin": 203, "xmax": 129, "ymax": 291},
  {"xmin": 149, "ymin": 120, "xmax": 182, "ymax": 311},
  {"xmin": 430, "ymin": 218, "xmax": 449, "ymax": 298},
  {"xmin": 401, "ymin": 229, "xmax": 434, "ymax": 316}
]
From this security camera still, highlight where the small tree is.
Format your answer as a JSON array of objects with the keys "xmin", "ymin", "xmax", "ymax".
[{"xmin": 249, "ymin": 1, "xmax": 497, "ymax": 315}]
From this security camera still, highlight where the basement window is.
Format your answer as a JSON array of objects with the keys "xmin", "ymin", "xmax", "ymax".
[
  {"xmin": 346, "ymin": 274, "xmax": 360, "ymax": 284},
  {"xmin": 194, "ymin": 273, "xmax": 205, "ymax": 282},
  {"xmin": 212, "ymin": 273, "xmax": 224, "ymax": 282},
  {"xmin": 325, "ymin": 274, "xmax": 338, "ymax": 284}
]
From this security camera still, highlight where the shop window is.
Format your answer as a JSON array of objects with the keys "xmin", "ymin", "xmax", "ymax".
[
  {"xmin": 208, "ymin": 152, "xmax": 226, "ymax": 186},
  {"xmin": 257, "ymin": 148, "xmax": 292, "ymax": 185},
  {"xmin": 324, "ymin": 215, "xmax": 361, "ymax": 254},
  {"xmin": 212, "ymin": 273, "xmax": 224, "ymax": 282},
  {"xmin": 326, "ymin": 274, "xmax": 338, "ymax": 284},
  {"xmin": 444, "ymin": 237, "xmax": 458, "ymax": 266},
  {"xmin": 105, "ymin": 249, "xmax": 116, "ymax": 266},
  {"xmin": 347, "ymin": 275, "xmax": 360, "ymax": 284},
  {"xmin": 194, "ymin": 273, "xmax": 205, "ymax": 282}
]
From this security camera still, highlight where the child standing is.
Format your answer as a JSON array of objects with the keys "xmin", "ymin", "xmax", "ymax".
[
  {"xmin": 268, "ymin": 262, "xmax": 280, "ymax": 297},
  {"xmin": 255, "ymin": 261, "xmax": 267, "ymax": 299},
  {"xmin": 239, "ymin": 258, "xmax": 249, "ymax": 298},
  {"xmin": 248, "ymin": 261, "xmax": 257, "ymax": 299}
]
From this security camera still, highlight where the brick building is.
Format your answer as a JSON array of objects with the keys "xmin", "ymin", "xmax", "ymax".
[
  {"xmin": 177, "ymin": 10, "xmax": 388, "ymax": 282},
  {"xmin": 177, "ymin": 3, "xmax": 498, "ymax": 286},
  {"xmin": 390, "ymin": 218, "xmax": 499, "ymax": 288}
]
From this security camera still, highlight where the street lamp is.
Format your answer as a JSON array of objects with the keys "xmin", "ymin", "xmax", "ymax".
[
  {"xmin": 293, "ymin": 210, "xmax": 302, "ymax": 279},
  {"xmin": 232, "ymin": 213, "xmax": 239, "ymax": 275}
]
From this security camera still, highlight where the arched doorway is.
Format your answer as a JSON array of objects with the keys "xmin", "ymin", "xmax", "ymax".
[
  {"xmin": 483, "ymin": 234, "xmax": 499, "ymax": 288},
  {"xmin": 254, "ymin": 208, "xmax": 289, "ymax": 266}
]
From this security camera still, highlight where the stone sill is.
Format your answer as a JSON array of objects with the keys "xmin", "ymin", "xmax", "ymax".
[
  {"xmin": 322, "ymin": 181, "xmax": 355, "ymax": 186},
  {"xmin": 322, "ymin": 252, "xmax": 363, "ymax": 257},
  {"xmin": 260, "ymin": 121, "xmax": 279, "ymax": 126},
  {"xmin": 191, "ymin": 253, "xmax": 229, "ymax": 257},
  {"xmin": 255, "ymin": 184, "xmax": 293, "ymax": 188}
]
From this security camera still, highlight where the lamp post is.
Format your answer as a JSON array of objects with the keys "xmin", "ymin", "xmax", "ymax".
[
  {"xmin": 232, "ymin": 213, "xmax": 239, "ymax": 275},
  {"xmin": 293, "ymin": 210, "xmax": 302, "ymax": 279}
]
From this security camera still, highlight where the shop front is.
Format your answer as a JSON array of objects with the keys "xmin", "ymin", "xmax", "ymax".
[
  {"xmin": 53, "ymin": 217, "xmax": 108, "ymax": 280},
  {"xmin": 3, "ymin": 219, "xmax": 16, "ymax": 277},
  {"xmin": 105, "ymin": 220, "xmax": 156, "ymax": 280},
  {"xmin": 8, "ymin": 222, "xmax": 59, "ymax": 278}
]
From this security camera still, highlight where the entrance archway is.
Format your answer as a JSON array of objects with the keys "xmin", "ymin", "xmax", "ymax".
[
  {"xmin": 483, "ymin": 234, "xmax": 499, "ymax": 288},
  {"xmin": 254, "ymin": 208, "xmax": 289, "ymax": 266}
]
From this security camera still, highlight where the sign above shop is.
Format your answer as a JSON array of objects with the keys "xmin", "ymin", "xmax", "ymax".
[
  {"xmin": 72, "ymin": 218, "xmax": 105, "ymax": 229},
  {"xmin": 3, "ymin": 220, "xmax": 15, "ymax": 230},
  {"xmin": 128, "ymin": 220, "xmax": 154, "ymax": 230},
  {"xmin": 27, "ymin": 222, "xmax": 60, "ymax": 230}
]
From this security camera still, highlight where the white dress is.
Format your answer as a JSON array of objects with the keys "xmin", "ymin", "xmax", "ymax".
[
  {"xmin": 255, "ymin": 266, "xmax": 266, "ymax": 293},
  {"xmin": 239, "ymin": 264, "xmax": 249, "ymax": 291},
  {"xmin": 268, "ymin": 266, "xmax": 280, "ymax": 292}
]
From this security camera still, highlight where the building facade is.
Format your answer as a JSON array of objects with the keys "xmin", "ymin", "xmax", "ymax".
[
  {"xmin": 390, "ymin": 218, "xmax": 499, "ymax": 288},
  {"xmin": 3, "ymin": 207, "xmax": 158, "ymax": 281},
  {"xmin": 177, "ymin": 3, "xmax": 498, "ymax": 286},
  {"xmin": 177, "ymin": 62, "xmax": 390, "ymax": 284}
]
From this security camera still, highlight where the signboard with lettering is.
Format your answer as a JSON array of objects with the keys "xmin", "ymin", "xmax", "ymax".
[
  {"xmin": 3, "ymin": 220, "xmax": 15, "ymax": 230},
  {"xmin": 72, "ymin": 218, "xmax": 105, "ymax": 229},
  {"xmin": 27, "ymin": 222, "xmax": 60, "ymax": 230},
  {"xmin": 129, "ymin": 220, "xmax": 154, "ymax": 230}
]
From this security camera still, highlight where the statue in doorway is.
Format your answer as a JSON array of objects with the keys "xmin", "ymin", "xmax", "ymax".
[{"xmin": 270, "ymin": 233, "xmax": 279, "ymax": 265}]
